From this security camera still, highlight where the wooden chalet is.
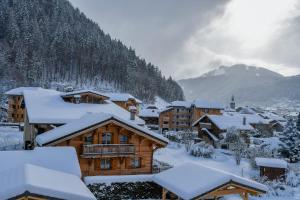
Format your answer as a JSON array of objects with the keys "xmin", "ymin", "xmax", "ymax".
[
  {"xmin": 159, "ymin": 101, "xmax": 192, "ymax": 133},
  {"xmin": 139, "ymin": 106, "xmax": 160, "ymax": 130},
  {"xmin": 158, "ymin": 100, "xmax": 224, "ymax": 133},
  {"xmin": 191, "ymin": 99, "xmax": 223, "ymax": 124},
  {"xmin": 192, "ymin": 114, "xmax": 254, "ymax": 147},
  {"xmin": 105, "ymin": 92, "xmax": 142, "ymax": 114},
  {"xmin": 61, "ymin": 90, "xmax": 109, "ymax": 104},
  {"xmin": 153, "ymin": 163, "xmax": 267, "ymax": 200},
  {"xmin": 36, "ymin": 113, "xmax": 168, "ymax": 176},
  {"xmin": 5, "ymin": 87, "xmax": 41, "ymax": 123},
  {"xmin": 255, "ymin": 157, "xmax": 288, "ymax": 181}
]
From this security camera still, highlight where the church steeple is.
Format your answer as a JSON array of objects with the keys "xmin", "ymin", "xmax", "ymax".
[{"xmin": 230, "ymin": 95, "xmax": 235, "ymax": 110}]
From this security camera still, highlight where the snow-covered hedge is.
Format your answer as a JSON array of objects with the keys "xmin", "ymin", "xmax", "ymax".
[
  {"xmin": 190, "ymin": 141, "xmax": 214, "ymax": 158},
  {"xmin": 87, "ymin": 182, "xmax": 161, "ymax": 200}
]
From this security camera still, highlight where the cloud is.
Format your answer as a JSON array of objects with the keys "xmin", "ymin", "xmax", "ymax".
[{"xmin": 69, "ymin": 0, "xmax": 300, "ymax": 79}]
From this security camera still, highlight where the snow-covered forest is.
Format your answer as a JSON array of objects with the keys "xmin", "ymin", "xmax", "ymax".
[{"xmin": 0, "ymin": 0, "xmax": 184, "ymax": 102}]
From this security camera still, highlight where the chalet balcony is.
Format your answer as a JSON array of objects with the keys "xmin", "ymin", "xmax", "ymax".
[{"xmin": 82, "ymin": 144, "xmax": 136, "ymax": 158}]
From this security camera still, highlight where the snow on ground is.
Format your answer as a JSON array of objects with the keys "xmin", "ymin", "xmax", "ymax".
[
  {"xmin": 154, "ymin": 143, "xmax": 254, "ymax": 178},
  {"xmin": 0, "ymin": 126, "xmax": 23, "ymax": 150}
]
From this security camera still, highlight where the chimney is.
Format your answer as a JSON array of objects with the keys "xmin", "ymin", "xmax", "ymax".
[
  {"xmin": 243, "ymin": 116, "xmax": 246, "ymax": 125},
  {"xmin": 129, "ymin": 106, "xmax": 137, "ymax": 120},
  {"xmin": 74, "ymin": 95, "xmax": 81, "ymax": 104}
]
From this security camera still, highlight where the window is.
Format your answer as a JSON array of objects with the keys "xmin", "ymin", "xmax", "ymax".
[
  {"xmin": 131, "ymin": 157, "xmax": 141, "ymax": 168},
  {"xmin": 84, "ymin": 134, "xmax": 93, "ymax": 145},
  {"xmin": 119, "ymin": 135, "xmax": 128, "ymax": 144},
  {"xmin": 100, "ymin": 159, "xmax": 111, "ymax": 170},
  {"xmin": 12, "ymin": 105, "xmax": 16, "ymax": 109},
  {"xmin": 102, "ymin": 133, "xmax": 112, "ymax": 144}
]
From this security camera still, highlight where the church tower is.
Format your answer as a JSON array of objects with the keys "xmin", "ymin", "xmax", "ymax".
[{"xmin": 230, "ymin": 95, "xmax": 235, "ymax": 110}]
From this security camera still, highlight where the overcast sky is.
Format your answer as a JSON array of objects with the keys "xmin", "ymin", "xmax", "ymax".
[{"xmin": 69, "ymin": 0, "xmax": 300, "ymax": 80}]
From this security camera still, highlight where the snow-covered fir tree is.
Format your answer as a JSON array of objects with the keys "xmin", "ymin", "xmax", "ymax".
[
  {"xmin": 297, "ymin": 113, "xmax": 300, "ymax": 131},
  {"xmin": 224, "ymin": 127, "xmax": 247, "ymax": 165},
  {"xmin": 0, "ymin": 0, "xmax": 184, "ymax": 102},
  {"xmin": 278, "ymin": 119, "xmax": 300, "ymax": 163}
]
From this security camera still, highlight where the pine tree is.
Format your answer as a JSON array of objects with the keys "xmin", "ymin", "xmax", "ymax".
[
  {"xmin": 297, "ymin": 113, "xmax": 300, "ymax": 131},
  {"xmin": 278, "ymin": 119, "xmax": 300, "ymax": 163}
]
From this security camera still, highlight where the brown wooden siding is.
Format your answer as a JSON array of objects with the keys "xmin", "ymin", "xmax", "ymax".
[
  {"xmin": 54, "ymin": 122, "xmax": 162, "ymax": 176},
  {"xmin": 7, "ymin": 95, "xmax": 25, "ymax": 123}
]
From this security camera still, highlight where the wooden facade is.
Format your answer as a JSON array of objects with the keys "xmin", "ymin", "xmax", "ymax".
[
  {"xmin": 159, "ymin": 105, "xmax": 222, "ymax": 133},
  {"xmin": 62, "ymin": 91, "xmax": 109, "ymax": 104},
  {"xmin": 191, "ymin": 107, "xmax": 222, "ymax": 125},
  {"xmin": 159, "ymin": 107, "xmax": 191, "ymax": 132},
  {"xmin": 15, "ymin": 193, "xmax": 52, "ymax": 200},
  {"xmin": 259, "ymin": 166, "xmax": 286, "ymax": 181},
  {"xmin": 162, "ymin": 181, "xmax": 264, "ymax": 200},
  {"xmin": 7, "ymin": 95, "xmax": 25, "ymax": 123},
  {"xmin": 193, "ymin": 115, "xmax": 251, "ymax": 148},
  {"xmin": 42, "ymin": 120, "xmax": 166, "ymax": 176},
  {"xmin": 113, "ymin": 98, "xmax": 140, "ymax": 114}
]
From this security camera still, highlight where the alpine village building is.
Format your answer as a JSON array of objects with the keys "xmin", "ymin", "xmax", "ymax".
[
  {"xmin": 5, "ymin": 87, "xmax": 168, "ymax": 177},
  {"xmin": 159, "ymin": 100, "xmax": 224, "ymax": 133}
]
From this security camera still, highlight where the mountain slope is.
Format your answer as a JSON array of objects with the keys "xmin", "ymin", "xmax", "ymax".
[
  {"xmin": 179, "ymin": 64, "xmax": 300, "ymax": 104},
  {"xmin": 0, "ymin": 0, "xmax": 183, "ymax": 102}
]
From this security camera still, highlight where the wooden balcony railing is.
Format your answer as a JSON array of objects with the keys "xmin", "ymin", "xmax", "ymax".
[{"xmin": 82, "ymin": 144, "xmax": 135, "ymax": 157}]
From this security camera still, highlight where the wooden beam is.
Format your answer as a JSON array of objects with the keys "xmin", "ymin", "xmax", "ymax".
[
  {"xmin": 162, "ymin": 188, "xmax": 167, "ymax": 200},
  {"xmin": 209, "ymin": 188, "xmax": 248, "ymax": 196}
]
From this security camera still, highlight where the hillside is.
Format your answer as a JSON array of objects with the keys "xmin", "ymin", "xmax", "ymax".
[
  {"xmin": 0, "ymin": 0, "xmax": 183, "ymax": 102},
  {"xmin": 179, "ymin": 64, "xmax": 300, "ymax": 104}
]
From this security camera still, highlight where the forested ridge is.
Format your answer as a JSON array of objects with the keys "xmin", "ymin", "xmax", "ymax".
[{"xmin": 0, "ymin": 0, "xmax": 184, "ymax": 102}]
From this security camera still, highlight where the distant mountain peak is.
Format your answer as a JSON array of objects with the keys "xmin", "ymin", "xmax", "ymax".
[
  {"xmin": 179, "ymin": 64, "xmax": 298, "ymax": 104},
  {"xmin": 200, "ymin": 64, "xmax": 283, "ymax": 79}
]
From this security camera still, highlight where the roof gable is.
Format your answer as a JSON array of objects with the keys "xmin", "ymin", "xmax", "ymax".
[
  {"xmin": 61, "ymin": 90, "xmax": 109, "ymax": 99},
  {"xmin": 152, "ymin": 163, "xmax": 267, "ymax": 200},
  {"xmin": 36, "ymin": 113, "xmax": 168, "ymax": 146}
]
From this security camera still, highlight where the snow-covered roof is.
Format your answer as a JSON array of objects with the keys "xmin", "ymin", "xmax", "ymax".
[
  {"xmin": 0, "ymin": 164, "xmax": 96, "ymax": 200},
  {"xmin": 152, "ymin": 162, "xmax": 267, "ymax": 200},
  {"xmin": 61, "ymin": 89, "xmax": 109, "ymax": 98},
  {"xmin": 23, "ymin": 88, "xmax": 145, "ymax": 125},
  {"xmin": 193, "ymin": 114, "xmax": 254, "ymax": 131},
  {"xmin": 259, "ymin": 112, "xmax": 286, "ymax": 122},
  {"xmin": 36, "ymin": 113, "xmax": 168, "ymax": 146},
  {"xmin": 255, "ymin": 157, "xmax": 288, "ymax": 169},
  {"xmin": 139, "ymin": 108, "xmax": 159, "ymax": 118},
  {"xmin": 201, "ymin": 128, "xmax": 219, "ymax": 141},
  {"xmin": 224, "ymin": 112, "xmax": 269, "ymax": 125},
  {"xmin": 5, "ymin": 87, "xmax": 42, "ymax": 96},
  {"xmin": 104, "ymin": 92, "xmax": 142, "ymax": 103},
  {"xmin": 170, "ymin": 101, "xmax": 192, "ymax": 108},
  {"xmin": 192, "ymin": 99, "xmax": 224, "ymax": 109},
  {"xmin": 0, "ymin": 147, "xmax": 81, "ymax": 177}
]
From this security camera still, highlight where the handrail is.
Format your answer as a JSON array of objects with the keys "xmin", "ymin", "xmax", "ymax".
[{"xmin": 82, "ymin": 144, "xmax": 135, "ymax": 155}]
